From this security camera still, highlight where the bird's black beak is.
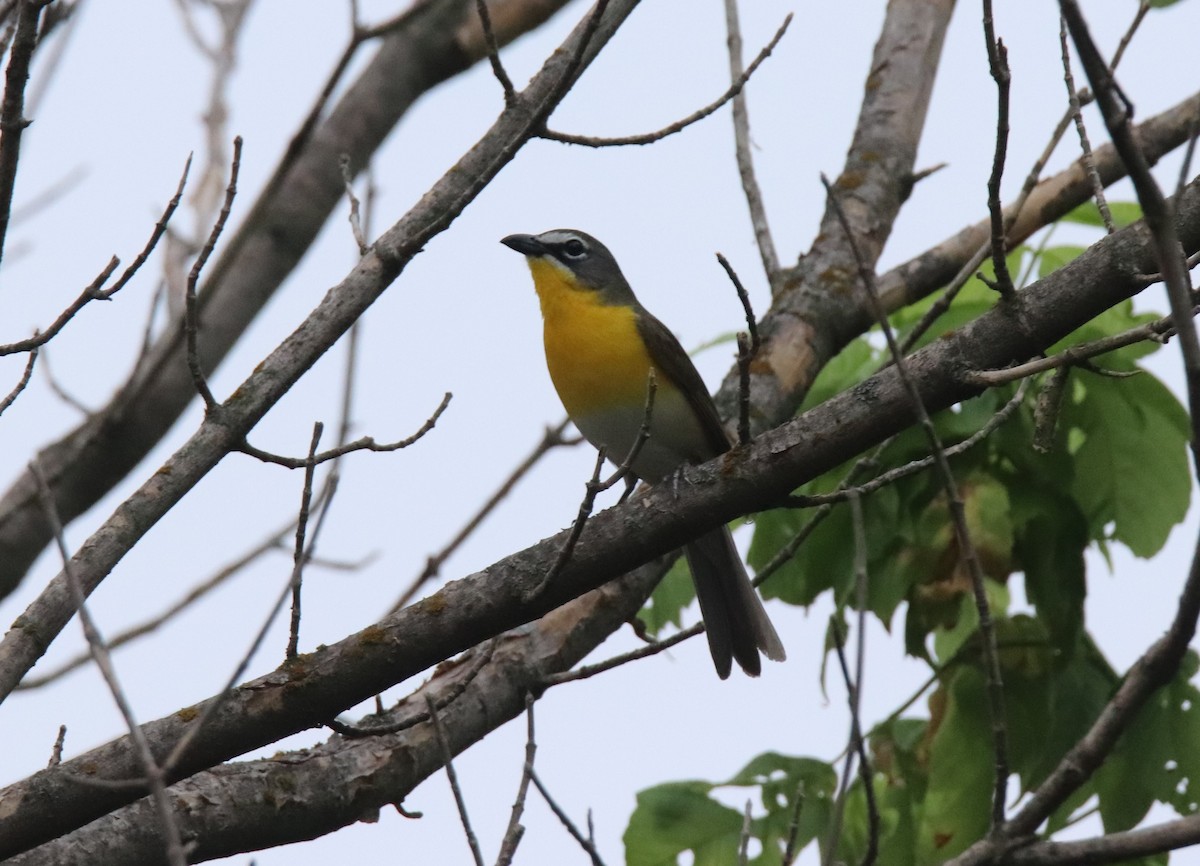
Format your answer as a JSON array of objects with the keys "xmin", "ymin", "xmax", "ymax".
[{"xmin": 501, "ymin": 233, "xmax": 547, "ymax": 257}]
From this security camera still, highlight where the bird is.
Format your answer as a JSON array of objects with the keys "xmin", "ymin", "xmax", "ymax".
[{"xmin": 501, "ymin": 228, "xmax": 786, "ymax": 678}]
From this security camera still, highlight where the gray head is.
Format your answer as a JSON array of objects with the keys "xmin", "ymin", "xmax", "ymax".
[{"xmin": 501, "ymin": 229, "xmax": 637, "ymax": 302}]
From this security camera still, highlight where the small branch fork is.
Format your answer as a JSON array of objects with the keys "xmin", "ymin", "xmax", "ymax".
[
  {"xmin": 239, "ymin": 392, "xmax": 452, "ymax": 468},
  {"xmin": 821, "ymin": 173, "xmax": 1010, "ymax": 832},
  {"xmin": 0, "ymin": 152, "xmax": 191, "ymax": 357},
  {"xmin": 964, "ymin": 305, "xmax": 1190, "ymax": 387},
  {"xmin": 718, "ymin": 252, "xmax": 760, "ymax": 445},
  {"xmin": 522, "ymin": 371, "xmax": 657, "ymax": 603}
]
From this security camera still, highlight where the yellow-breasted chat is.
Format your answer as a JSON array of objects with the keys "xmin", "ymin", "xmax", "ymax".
[{"xmin": 501, "ymin": 228, "xmax": 785, "ymax": 678}]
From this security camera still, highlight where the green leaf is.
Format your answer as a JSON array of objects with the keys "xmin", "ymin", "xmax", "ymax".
[
  {"xmin": 1037, "ymin": 245, "xmax": 1087, "ymax": 279},
  {"xmin": 639, "ymin": 557, "xmax": 695, "ymax": 635},
  {"xmin": 1013, "ymin": 492, "xmax": 1088, "ymax": 654},
  {"xmin": 801, "ymin": 337, "xmax": 879, "ymax": 411},
  {"xmin": 726, "ymin": 753, "xmax": 839, "ymax": 864},
  {"xmin": 1065, "ymin": 373, "xmax": 1191, "ymax": 557},
  {"xmin": 891, "ymin": 276, "xmax": 1000, "ymax": 352},
  {"xmin": 1094, "ymin": 652, "xmax": 1200, "ymax": 830},
  {"xmin": 917, "ymin": 668, "xmax": 993, "ymax": 863},
  {"xmin": 1051, "ymin": 298, "xmax": 1161, "ymax": 369},
  {"xmin": 624, "ymin": 782, "xmax": 743, "ymax": 866},
  {"xmin": 1062, "ymin": 200, "xmax": 1142, "ymax": 229}
]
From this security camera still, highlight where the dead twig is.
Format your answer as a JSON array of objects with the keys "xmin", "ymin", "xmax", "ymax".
[
  {"xmin": 238, "ymin": 392, "xmax": 451, "ymax": 468},
  {"xmin": 522, "ymin": 371, "xmax": 656, "ymax": 602},
  {"xmin": 822, "ymin": 172, "xmax": 1010, "ymax": 831},
  {"xmin": 185, "ymin": 135, "xmax": 242, "ymax": 408},
  {"xmin": 427, "ymin": 693, "xmax": 486, "ymax": 866},
  {"xmin": 31, "ymin": 459, "xmax": 188, "ymax": 865}
]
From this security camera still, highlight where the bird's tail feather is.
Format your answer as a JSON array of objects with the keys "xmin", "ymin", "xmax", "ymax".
[{"xmin": 685, "ymin": 526, "xmax": 786, "ymax": 679}]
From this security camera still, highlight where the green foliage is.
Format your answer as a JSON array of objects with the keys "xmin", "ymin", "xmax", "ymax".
[
  {"xmin": 628, "ymin": 206, "xmax": 1200, "ymax": 864},
  {"xmin": 638, "ymin": 557, "xmax": 694, "ymax": 634},
  {"xmin": 623, "ymin": 755, "xmax": 837, "ymax": 866},
  {"xmin": 1062, "ymin": 200, "xmax": 1144, "ymax": 229}
]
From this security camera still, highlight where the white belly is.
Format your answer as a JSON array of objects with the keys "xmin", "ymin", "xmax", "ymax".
[{"xmin": 573, "ymin": 386, "xmax": 716, "ymax": 482}]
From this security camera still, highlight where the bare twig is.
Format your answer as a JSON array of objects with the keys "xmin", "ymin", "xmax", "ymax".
[
  {"xmin": 531, "ymin": 770, "xmax": 607, "ymax": 866},
  {"xmin": 847, "ymin": 495, "xmax": 878, "ymax": 865},
  {"xmin": 0, "ymin": 344, "xmax": 34, "ymax": 415},
  {"xmin": 736, "ymin": 332, "xmax": 752, "ymax": 446},
  {"xmin": 1060, "ymin": 17, "xmax": 1114, "ymax": 233},
  {"xmin": 540, "ymin": 14, "xmax": 790, "ymax": 152},
  {"xmin": 718, "ymin": 252, "xmax": 760, "ymax": 352},
  {"xmin": 737, "ymin": 799, "xmax": 753, "ymax": 866},
  {"xmin": 426, "ymin": 694, "xmax": 486, "ymax": 866},
  {"xmin": 964, "ymin": 307, "xmax": 1186, "ymax": 387},
  {"xmin": 0, "ymin": 0, "xmax": 45, "ymax": 272},
  {"xmin": 339, "ymin": 153, "xmax": 369, "ymax": 256},
  {"xmin": 495, "ymin": 695, "xmax": 537, "ymax": 866},
  {"xmin": 981, "ymin": 0, "xmax": 1016, "ymax": 300},
  {"xmin": 1032, "ymin": 367, "xmax": 1070, "ymax": 453},
  {"xmin": 286, "ymin": 423, "xmax": 323, "ymax": 659},
  {"xmin": 1108, "ymin": 1, "xmax": 1150, "ymax": 75},
  {"xmin": 0, "ymin": 150, "xmax": 186, "ymax": 359},
  {"xmin": 781, "ymin": 778, "xmax": 807, "ymax": 866},
  {"xmin": 1060, "ymin": 0, "xmax": 1200, "ymax": 470},
  {"xmin": 778, "ymin": 381, "xmax": 1029, "ymax": 509},
  {"xmin": 822, "ymin": 172, "xmax": 1009, "ymax": 830},
  {"xmin": 539, "ymin": 621, "xmax": 701, "ymax": 687},
  {"xmin": 46, "ymin": 725, "xmax": 65, "ymax": 768},
  {"xmin": 392, "ymin": 420, "xmax": 575, "ymax": 613},
  {"xmin": 185, "ymin": 135, "xmax": 242, "ymax": 407},
  {"xmin": 238, "ymin": 392, "xmax": 452, "ymax": 468},
  {"xmin": 522, "ymin": 371, "xmax": 656, "ymax": 602},
  {"xmin": 725, "ymin": 1, "xmax": 781, "ymax": 288},
  {"xmin": 475, "ymin": 0, "xmax": 515, "ymax": 104},
  {"xmin": 31, "ymin": 460, "xmax": 187, "ymax": 865}
]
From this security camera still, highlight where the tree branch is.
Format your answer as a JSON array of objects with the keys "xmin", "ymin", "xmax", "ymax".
[{"xmin": 6, "ymin": 176, "xmax": 1200, "ymax": 861}]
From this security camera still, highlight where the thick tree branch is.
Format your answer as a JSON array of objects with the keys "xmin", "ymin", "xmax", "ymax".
[
  {"xmin": 0, "ymin": 0, "xmax": 642, "ymax": 707},
  {"xmin": 713, "ymin": 0, "xmax": 954, "ymax": 434},
  {"xmin": 5, "ymin": 175, "xmax": 1200, "ymax": 861},
  {"xmin": 877, "ymin": 90, "xmax": 1200, "ymax": 314},
  {"xmin": 8, "ymin": 567, "xmax": 661, "ymax": 864}
]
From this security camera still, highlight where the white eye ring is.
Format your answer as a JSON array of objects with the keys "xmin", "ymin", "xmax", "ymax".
[{"xmin": 562, "ymin": 238, "xmax": 588, "ymax": 259}]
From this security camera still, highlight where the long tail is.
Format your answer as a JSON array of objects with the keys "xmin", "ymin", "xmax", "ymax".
[{"xmin": 685, "ymin": 526, "xmax": 786, "ymax": 678}]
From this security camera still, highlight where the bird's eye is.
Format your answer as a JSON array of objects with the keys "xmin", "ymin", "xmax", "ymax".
[{"xmin": 562, "ymin": 239, "xmax": 588, "ymax": 259}]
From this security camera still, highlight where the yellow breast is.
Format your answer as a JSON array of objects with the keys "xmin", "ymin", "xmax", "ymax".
[{"xmin": 529, "ymin": 258, "xmax": 656, "ymax": 418}]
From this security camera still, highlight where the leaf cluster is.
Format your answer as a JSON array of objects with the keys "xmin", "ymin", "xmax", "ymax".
[{"xmin": 629, "ymin": 205, "xmax": 1199, "ymax": 864}]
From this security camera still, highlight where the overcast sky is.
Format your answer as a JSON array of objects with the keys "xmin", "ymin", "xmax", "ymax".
[{"xmin": 0, "ymin": 1, "xmax": 1198, "ymax": 864}]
